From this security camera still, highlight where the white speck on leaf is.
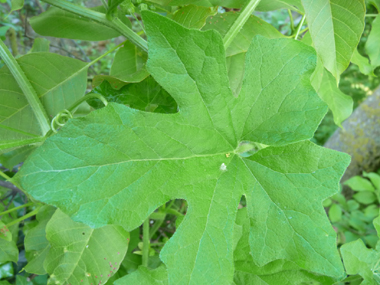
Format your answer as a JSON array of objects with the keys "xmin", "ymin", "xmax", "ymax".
[{"xmin": 220, "ymin": 163, "xmax": 227, "ymax": 171}]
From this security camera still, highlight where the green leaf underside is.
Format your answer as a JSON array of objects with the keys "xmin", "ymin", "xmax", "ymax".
[
  {"xmin": 30, "ymin": 6, "xmax": 130, "ymax": 41},
  {"xmin": 0, "ymin": 52, "xmax": 87, "ymax": 142},
  {"xmin": 302, "ymin": 0, "xmax": 365, "ymax": 79},
  {"xmin": 44, "ymin": 209, "xmax": 129, "ymax": 285},
  {"xmin": 88, "ymin": 77, "xmax": 177, "ymax": 113},
  {"xmin": 311, "ymin": 59, "xmax": 353, "ymax": 126},
  {"xmin": 18, "ymin": 11, "xmax": 350, "ymax": 284},
  {"xmin": 172, "ymin": 5, "xmax": 215, "ymax": 29},
  {"xmin": 109, "ymin": 41, "xmax": 149, "ymax": 83}
]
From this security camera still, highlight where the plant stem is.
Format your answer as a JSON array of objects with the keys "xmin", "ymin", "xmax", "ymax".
[
  {"xmin": 294, "ymin": 15, "xmax": 306, "ymax": 40},
  {"xmin": 0, "ymin": 202, "xmax": 34, "ymax": 216},
  {"xmin": 8, "ymin": 28, "xmax": 18, "ymax": 56},
  {"xmin": 223, "ymin": 0, "xmax": 261, "ymax": 49},
  {"xmin": 142, "ymin": 218, "xmax": 150, "ymax": 267},
  {"xmin": 41, "ymin": 0, "xmax": 148, "ymax": 52},
  {"xmin": 0, "ymin": 39, "xmax": 51, "ymax": 135},
  {"xmin": 101, "ymin": 0, "xmax": 108, "ymax": 9},
  {"xmin": 68, "ymin": 92, "xmax": 108, "ymax": 113},
  {"xmin": 288, "ymin": 9, "xmax": 294, "ymax": 33},
  {"xmin": 149, "ymin": 218, "xmax": 165, "ymax": 239},
  {"xmin": 6, "ymin": 206, "xmax": 41, "ymax": 227},
  {"xmin": 0, "ymin": 170, "xmax": 11, "ymax": 181},
  {"xmin": 366, "ymin": 14, "xmax": 378, "ymax": 17}
]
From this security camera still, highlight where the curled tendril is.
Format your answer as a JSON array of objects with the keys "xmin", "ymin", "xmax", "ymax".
[
  {"xmin": 50, "ymin": 93, "xmax": 108, "ymax": 133},
  {"xmin": 51, "ymin": 109, "xmax": 73, "ymax": 133}
]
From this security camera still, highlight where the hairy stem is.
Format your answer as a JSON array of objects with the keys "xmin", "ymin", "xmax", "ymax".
[
  {"xmin": 223, "ymin": 0, "xmax": 261, "ymax": 49},
  {"xmin": 294, "ymin": 15, "xmax": 306, "ymax": 40},
  {"xmin": 142, "ymin": 218, "xmax": 150, "ymax": 267},
  {"xmin": 41, "ymin": 0, "xmax": 148, "ymax": 52},
  {"xmin": 0, "ymin": 39, "xmax": 51, "ymax": 135}
]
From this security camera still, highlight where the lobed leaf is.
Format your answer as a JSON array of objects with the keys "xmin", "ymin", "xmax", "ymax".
[{"xmin": 17, "ymin": 11, "xmax": 350, "ymax": 284}]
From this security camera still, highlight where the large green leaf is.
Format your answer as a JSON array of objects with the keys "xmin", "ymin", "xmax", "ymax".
[
  {"xmin": 44, "ymin": 210, "xmax": 130, "ymax": 285},
  {"xmin": 302, "ymin": 0, "xmax": 365, "ymax": 79},
  {"xmin": 341, "ymin": 216, "xmax": 380, "ymax": 284},
  {"xmin": 366, "ymin": 16, "xmax": 380, "ymax": 68},
  {"xmin": 0, "ymin": 53, "xmax": 88, "ymax": 144},
  {"xmin": 30, "ymin": 6, "xmax": 131, "ymax": 41},
  {"xmin": 24, "ymin": 206, "xmax": 56, "ymax": 275},
  {"xmin": 17, "ymin": 12, "xmax": 349, "ymax": 284}
]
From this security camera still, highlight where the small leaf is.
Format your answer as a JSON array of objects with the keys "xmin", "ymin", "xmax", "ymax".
[
  {"xmin": 44, "ymin": 210, "xmax": 130, "ymax": 285},
  {"xmin": 323, "ymin": 198, "xmax": 332, "ymax": 207},
  {"xmin": 329, "ymin": 204, "xmax": 342, "ymax": 222},
  {"xmin": 363, "ymin": 171, "xmax": 380, "ymax": 190},
  {"xmin": 366, "ymin": 16, "xmax": 380, "ymax": 68},
  {"xmin": 344, "ymin": 176, "xmax": 376, "ymax": 192},
  {"xmin": 347, "ymin": 200, "xmax": 360, "ymax": 211},
  {"xmin": 10, "ymin": 0, "xmax": 24, "ymax": 12},
  {"xmin": 353, "ymin": 191, "xmax": 377, "ymax": 205},
  {"xmin": 364, "ymin": 205, "xmax": 379, "ymax": 219},
  {"xmin": 302, "ymin": 0, "xmax": 366, "ymax": 79}
]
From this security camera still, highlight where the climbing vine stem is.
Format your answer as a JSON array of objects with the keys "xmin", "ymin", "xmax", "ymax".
[
  {"xmin": 142, "ymin": 218, "xmax": 150, "ymax": 267},
  {"xmin": 294, "ymin": 15, "xmax": 306, "ymax": 40},
  {"xmin": 223, "ymin": 0, "xmax": 262, "ymax": 49}
]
